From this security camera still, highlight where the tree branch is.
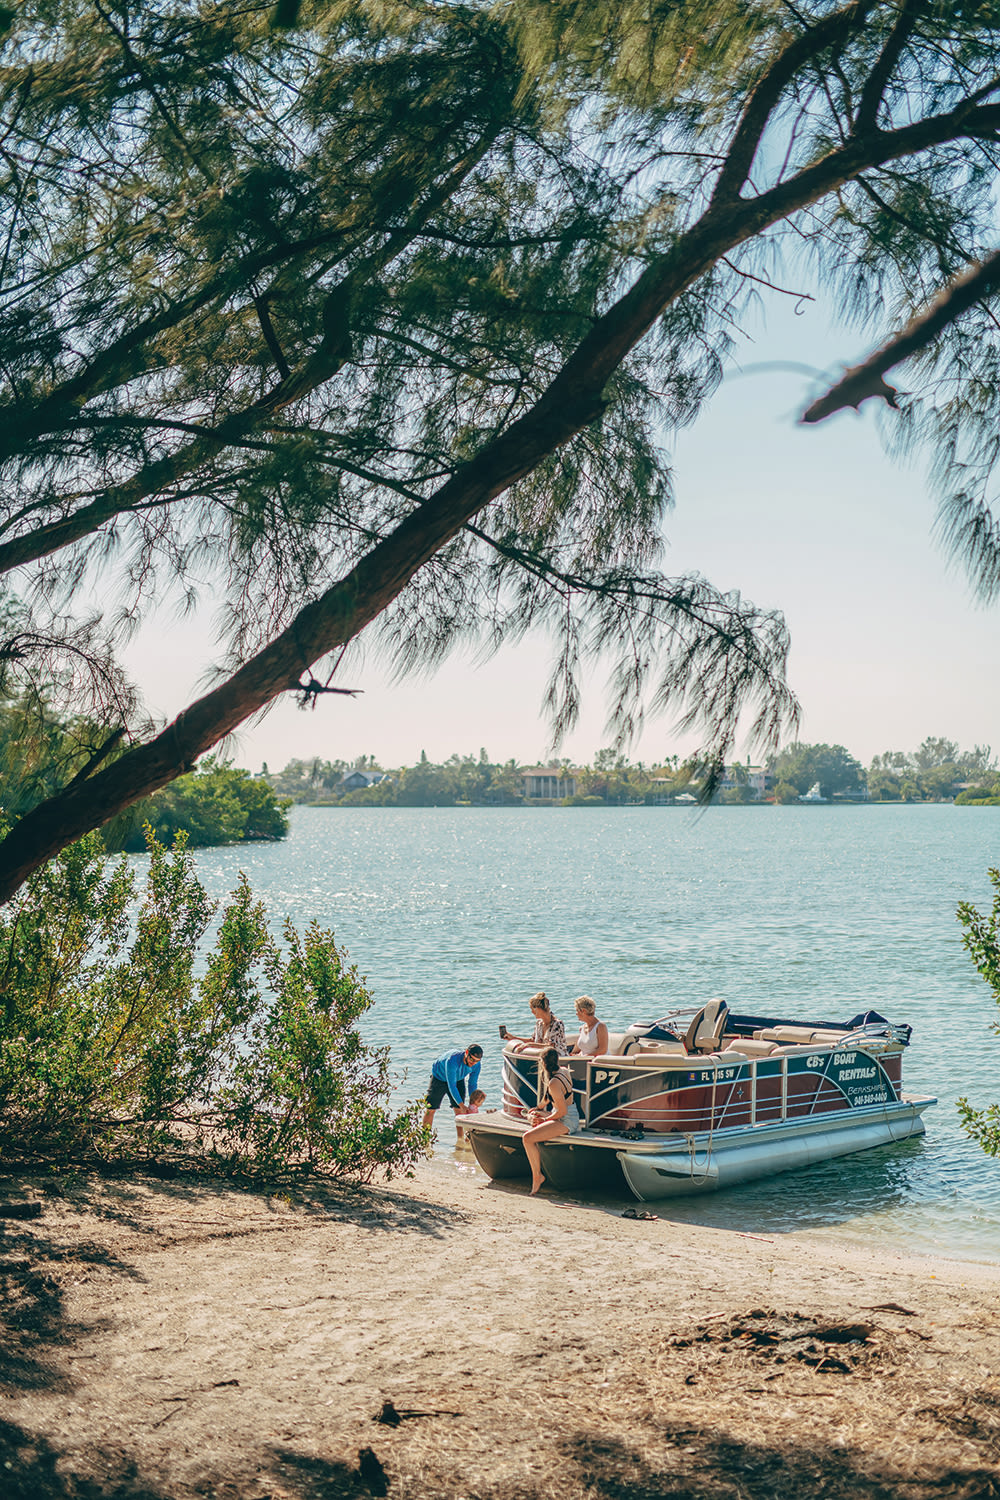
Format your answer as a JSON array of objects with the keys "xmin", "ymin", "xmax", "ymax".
[
  {"xmin": 854, "ymin": 0, "xmax": 923, "ymax": 131},
  {"xmin": 0, "ymin": 131, "xmax": 502, "ymax": 577},
  {"xmin": 801, "ymin": 247, "xmax": 1000, "ymax": 422},
  {"xmin": 711, "ymin": 0, "xmax": 874, "ymax": 206}
]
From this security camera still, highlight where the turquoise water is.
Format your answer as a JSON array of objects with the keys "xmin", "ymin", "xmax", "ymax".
[{"xmin": 187, "ymin": 804, "xmax": 1000, "ymax": 1263}]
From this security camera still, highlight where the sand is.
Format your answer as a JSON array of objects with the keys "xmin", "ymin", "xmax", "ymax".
[{"xmin": 2, "ymin": 1156, "xmax": 999, "ymax": 1499}]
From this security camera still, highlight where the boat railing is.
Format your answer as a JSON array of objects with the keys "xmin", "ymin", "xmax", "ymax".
[{"xmin": 501, "ymin": 1036, "xmax": 901, "ymax": 1134}]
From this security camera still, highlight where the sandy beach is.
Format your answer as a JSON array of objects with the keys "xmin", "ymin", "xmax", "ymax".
[{"xmin": 2, "ymin": 1157, "xmax": 999, "ymax": 1499}]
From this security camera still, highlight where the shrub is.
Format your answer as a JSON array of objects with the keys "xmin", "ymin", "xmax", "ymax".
[
  {"xmin": 955, "ymin": 786, "xmax": 1000, "ymax": 806},
  {"xmin": 0, "ymin": 827, "xmax": 424, "ymax": 1179},
  {"xmin": 956, "ymin": 867, "xmax": 1000, "ymax": 1156}
]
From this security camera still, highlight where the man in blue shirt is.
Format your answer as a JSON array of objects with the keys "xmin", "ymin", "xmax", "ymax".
[{"xmin": 422, "ymin": 1045, "xmax": 484, "ymax": 1133}]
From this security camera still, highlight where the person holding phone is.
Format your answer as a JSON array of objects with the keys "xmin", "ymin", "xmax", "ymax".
[{"xmin": 500, "ymin": 992, "xmax": 568, "ymax": 1054}]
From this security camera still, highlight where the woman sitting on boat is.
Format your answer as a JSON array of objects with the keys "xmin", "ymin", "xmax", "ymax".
[
  {"xmin": 569, "ymin": 995, "xmax": 608, "ymax": 1058},
  {"xmin": 504, "ymin": 992, "xmax": 568, "ymax": 1054},
  {"xmin": 523, "ymin": 1047, "xmax": 580, "ymax": 1195}
]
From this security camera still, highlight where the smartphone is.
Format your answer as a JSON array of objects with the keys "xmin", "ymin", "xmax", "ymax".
[{"xmin": 499, "ymin": 1024, "xmax": 508, "ymax": 1039}]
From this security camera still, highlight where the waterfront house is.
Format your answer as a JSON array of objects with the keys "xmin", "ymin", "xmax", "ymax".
[
  {"xmin": 520, "ymin": 766, "xmax": 578, "ymax": 801},
  {"xmin": 718, "ymin": 763, "xmax": 774, "ymax": 801},
  {"xmin": 338, "ymin": 769, "xmax": 390, "ymax": 792}
]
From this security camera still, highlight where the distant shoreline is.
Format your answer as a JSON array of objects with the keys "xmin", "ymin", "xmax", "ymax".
[{"xmin": 293, "ymin": 798, "xmax": 998, "ymax": 809}]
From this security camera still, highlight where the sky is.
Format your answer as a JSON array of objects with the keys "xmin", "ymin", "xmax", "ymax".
[{"xmin": 122, "ymin": 294, "xmax": 1000, "ymax": 775}]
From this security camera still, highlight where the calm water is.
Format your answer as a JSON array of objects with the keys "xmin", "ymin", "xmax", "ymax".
[{"xmin": 187, "ymin": 804, "xmax": 1000, "ymax": 1263}]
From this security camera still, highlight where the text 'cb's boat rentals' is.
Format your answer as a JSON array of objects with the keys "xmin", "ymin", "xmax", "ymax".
[{"xmin": 463, "ymin": 1001, "xmax": 935, "ymax": 1200}]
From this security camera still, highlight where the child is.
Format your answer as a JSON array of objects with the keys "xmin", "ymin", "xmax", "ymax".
[{"xmin": 456, "ymin": 1088, "xmax": 486, "ymax": 1144}]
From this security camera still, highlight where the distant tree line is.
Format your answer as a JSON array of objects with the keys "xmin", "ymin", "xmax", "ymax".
[
  {"xmin": 267, "ymin": 737, "xmax": 1000, "ymax": 808},
  {"xmin": 868, "ymin": 739, "xmax": 999, "ymax": 805},
  {"xmin": 270, "ymin": 751, "xmax": 530, "ymax": 807}
]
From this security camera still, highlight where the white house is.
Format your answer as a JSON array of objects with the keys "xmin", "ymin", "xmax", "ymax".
[
  {"xmin": 520, "ymin": 766, "xmax": 577, "ymax": 800},
  {"xmin": 718, "ymin": 763, "xmax": 773, "ymax": 800}
]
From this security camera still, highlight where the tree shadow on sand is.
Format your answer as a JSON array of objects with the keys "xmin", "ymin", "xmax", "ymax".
[
  {"xmin": 2, "ymin": 1417, "xmax": 998, "ymax": 1500},
  {"xmin": 0, "ymin": 1165, "xmax": 462, "ymax": 1434},
  {"xmin": 0, "ymin": 1215, "xmax": 140, "ymax": 1396},
  {"xmin": 2, "ymin": 1162, "xmax": 466, "ymax": 1246},
  {"xmin": 548, "ymin": 1428, "xmax": 1000, "ymax": 1500}
]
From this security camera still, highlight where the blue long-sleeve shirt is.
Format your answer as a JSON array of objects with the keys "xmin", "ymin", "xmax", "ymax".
[{"xmin": 431, "ymin": 1048, "xmax": 482, "ymax": 1107}]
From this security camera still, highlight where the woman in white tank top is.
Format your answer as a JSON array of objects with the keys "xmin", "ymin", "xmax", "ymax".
[{"xmin": 571, "ymin": 995, "xmax": 609, "ymax": 1057}]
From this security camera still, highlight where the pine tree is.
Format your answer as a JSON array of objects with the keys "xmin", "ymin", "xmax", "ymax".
[{"xmin": 2, "ymin": 0, "xmax": 1000, "ymax": 899}]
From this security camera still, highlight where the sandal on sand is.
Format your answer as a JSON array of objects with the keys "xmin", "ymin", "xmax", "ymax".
[{"xmin": 621, "ymin": 1207, "xmax": 658, "ymax": 1220}]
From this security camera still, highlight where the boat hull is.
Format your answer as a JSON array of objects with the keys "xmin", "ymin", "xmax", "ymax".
[
  {"xmin": 616, "ymin": 1096, "xmax": 932, "ymax": 1199},
  {"xmin": 464, "ymin": 1095, "xmax": 934, "ymax": 1200}
]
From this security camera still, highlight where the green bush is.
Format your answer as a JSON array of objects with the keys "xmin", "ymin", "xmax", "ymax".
[
  {"xmin": 110, "ymin": 758, "xmax": 290, "ymax": 850},
  {"xmin": 957, "ymin": 867, "xmax": 1000, "ymax": 1156},
  {"xmin": 955, "ymin": 786, "xmax": 1000, "ymax": 806},
  {"xmin": 0, "ymin": 827, "xmax": 425, "ymax": 1179}
]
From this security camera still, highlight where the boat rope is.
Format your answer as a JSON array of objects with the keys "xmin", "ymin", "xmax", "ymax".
[{"xmin": 685, "ymin": 1065, "xmax": 719, "ymax": 1184}]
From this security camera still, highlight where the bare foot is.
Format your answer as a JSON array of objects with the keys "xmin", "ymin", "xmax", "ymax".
[{"xmin": 529, "ymin": 1176, "xmax": 546, "ymax": 1196}]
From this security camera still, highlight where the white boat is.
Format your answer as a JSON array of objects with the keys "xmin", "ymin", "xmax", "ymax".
[
  {"xmin": 463, "ymin": 1000, "xmax": 935, "ymax": 1200},
  {"xmin": 798, "ymin": 782, "xmax": 828, "ymax": 802}
]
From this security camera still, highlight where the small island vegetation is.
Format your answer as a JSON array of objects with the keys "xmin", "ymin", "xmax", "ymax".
[
  {"xmin": 109, "ymin": 757, "xmax": 291, "ymax": 851},
  {"xmin": 0, "ymin": 693, "xmax": 290, "ymax": 848}
]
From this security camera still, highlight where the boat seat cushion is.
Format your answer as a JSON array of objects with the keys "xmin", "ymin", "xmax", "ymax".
[
  {"xmin": 756, "ymin": 1026, "xmax": 813, "ymax": 1042},
  {"xmin": 605, "ymin": 1031, "xmax": 639, "ymax": 1056},
  {"xmin": 756, "ymin": 1026, "xmax": 843, "ymax": 1045},
  {"xmin": 728, "ymin": 1038, "xmax": 777, "ymax": 1057}
]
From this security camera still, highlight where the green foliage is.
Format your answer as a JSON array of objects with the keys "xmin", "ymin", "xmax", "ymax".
[
  {"xmin": 0, "ymin": 689, "xmax": 288, "ymax": 847},
  {"xmin": 0, "ymin": 694, "xmax": 71, "ymax": 817},
  {"xmin": 0, "ymin": 827, "xmax": 424, "ymax": 1178},
  {"xmin": 957, "ymin": 868, "xmax": 1000, "ymax": 1156},
  {"xmin": 869, "ymin": 739, "xmax": 997, "ymax": 802},
  {"xmin": 0, "ymin": 686, "xmax": 135, "ymax": 820},
  {"xmin": 113, "ymin": 758, "xmax": 290, "ymax": 850},
  {"xmin": 215, "ymin": 917, "xmax": 423, "ymax": 1176},
  {"xmin": 770, "ymin": 743, "xmax": 865, "ymax": 800}
]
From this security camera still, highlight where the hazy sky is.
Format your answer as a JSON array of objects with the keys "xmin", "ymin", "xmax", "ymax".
[{"xmin": 123, "ymin": 295, "xmax": 1000, "ymax": 774}]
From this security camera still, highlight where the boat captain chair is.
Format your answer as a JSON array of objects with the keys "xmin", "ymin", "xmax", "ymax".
[{"xmin": 682, "ymin": 999, "xmax": 730, "ymax": 1055}]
